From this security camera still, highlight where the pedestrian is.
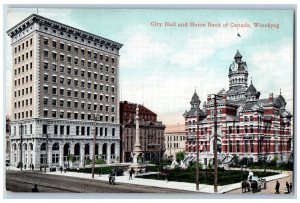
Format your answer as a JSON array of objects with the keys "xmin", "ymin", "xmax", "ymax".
[
  {"xmin": 24, "ymin": 164, "xmax": 27, "ymax": 170},
  {"xmin": 60, "ymin": 166, "xmax": 63, "ymax": 173},
  {"xmin": 289, "ymin": 182, "xmax": 292, "ymax": 193},
  {"xmin": 129, "ymin": 168, "xmax": 133, "ymax": 180},
  {"xmin": 285, "ymin": 181, "xmax": 290, "ymax": 193},
  {"xmin": 29, "ymin": 164, "xmax": 32, "ymax": 170},
  {"xmin": 40, "ymin": 166, "xmax": 42, "ymax": 172},
  {"xmin": 32, "ymin": 164, "xmax": 34, "ymax": 171},
  {"xmin": 275, "ymin": 180, "xmax": 280, "ymax": 194},
  {"xmin": 31, "ymin": 184, "xmax": 39, "ymax": 192},
  {"xmin": 64, "ymin": 168, "xmax": 66, "ymax": 173}
]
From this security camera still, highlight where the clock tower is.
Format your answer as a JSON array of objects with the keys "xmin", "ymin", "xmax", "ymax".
[
  {"xmin": 227, "ymin": 50, "xmax": 249, "ymax": 101},
  {"xmin": 228, "ymin": 50, "xmax": 249, "ymax": 90}
]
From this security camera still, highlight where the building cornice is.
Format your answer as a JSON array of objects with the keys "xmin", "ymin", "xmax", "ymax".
[{"xmin": 7, "ymin": 14, "xmax": 123, "ymax": 51}]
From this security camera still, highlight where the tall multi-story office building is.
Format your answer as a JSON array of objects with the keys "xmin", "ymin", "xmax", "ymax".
[{"xmin": 7, "ymin": 14, "xmax": 123, "ymax": 168}]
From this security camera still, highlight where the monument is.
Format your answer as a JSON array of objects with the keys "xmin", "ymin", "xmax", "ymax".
[{"xmin": 130, "ymin": 105, "xmax": 146, "ymax": 171}]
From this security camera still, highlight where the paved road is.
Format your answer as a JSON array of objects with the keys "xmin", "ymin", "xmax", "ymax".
[
  {"xmin": 6, "ymin": 170, "xmax": 192, "ymax": 193},
  {"xmin": 226, "ymin": 171, "xmax": 293, "ymax": 195}
]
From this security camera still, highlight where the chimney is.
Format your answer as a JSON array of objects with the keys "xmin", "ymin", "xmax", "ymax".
[
  {"xmin": 207, "ymin": 94, "xmax": 211, "ymax": 102},
  {"xmin": 269, "ymin": 93, "xmax": 273, "ymax": 101}
]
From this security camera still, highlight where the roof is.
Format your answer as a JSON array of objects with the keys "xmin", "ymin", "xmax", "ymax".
[
  {"xmin": 7, "ymin": 14, "xmax": 123, "ymax": 50},
  {"xmin": 242, "ymin": 101, "xmax": 264, "ymax": 112},
  {"xmin": 234, "ymin": 50, "xmax": 242, "ymax": 58},
  {"xmin": 183, "ymin": 108, "xmax": 206, "ymax": 118},
  {"xmin": 246, "ymin": 83, "xmax": 257, "ymax": 94},
  {"xmin": 191, "ymin": 92, "xmax": 200, "ymax": 104}
]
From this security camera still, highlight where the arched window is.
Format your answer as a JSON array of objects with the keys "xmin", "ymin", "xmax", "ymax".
[
  {"xmin": 52, "ymin": 143, "xmax": 59, "ymax": 150},
  {"xmin": 40, "ymin": 143, "xmax": 46, "ymax": 151}
]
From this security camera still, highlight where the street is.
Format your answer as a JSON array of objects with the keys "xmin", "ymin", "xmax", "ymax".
[
  {"xmin": 5, "ymin": 170, "xmax": 191, "ymax": 193},
  {"xmin": 226, "ymin": 171, "xmax": 293, "ymax": 195}
]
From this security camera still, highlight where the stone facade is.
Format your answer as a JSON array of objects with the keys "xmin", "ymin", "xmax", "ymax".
[
  {"xmin": 7, "ymin": 14, "xmax": 122, "ymax": 168},
  {"xmin": 164, "ymin": 132, "xmax": 186, "ymax": 158}
]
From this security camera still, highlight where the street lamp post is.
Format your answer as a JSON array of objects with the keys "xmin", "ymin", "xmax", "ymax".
[
  {"xmin": 20, "ymin": 124, "xmax": 23, "ymax": 171},
  {"xmin": 91, "ymin": 112, "xmax": 100, "ymax": 179},
  {"xmin": 196, "ymin": 98, "xmax": 200, "ymax": 191},
  {"xmin": 213, "ymin": 94, "xmax": 222, "ymax": 193}
]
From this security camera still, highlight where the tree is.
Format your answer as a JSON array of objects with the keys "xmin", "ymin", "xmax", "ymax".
[
  {"xmin": 176, "ymin": 151, "xmax": 185, "ymax": 163},
  {"xmin": 67, "ymin": 154, "xmax": 75, "ymax": 168}
]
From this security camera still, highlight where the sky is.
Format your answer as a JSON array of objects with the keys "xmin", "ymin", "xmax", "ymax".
[{"xmin": 4, "ymin": 7, "xmax": 294, "ymax": 128}]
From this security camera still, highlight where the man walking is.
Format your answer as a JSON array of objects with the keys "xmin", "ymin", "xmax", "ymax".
[
  {"xmin": 129, "ymin": 168, "xmax": 134, "ymax": 180},
  {"xmin": 275, "ymin": 180, "xmax": 280, "ymax": 194}
]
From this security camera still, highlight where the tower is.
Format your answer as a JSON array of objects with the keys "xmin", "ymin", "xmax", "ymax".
[{"xmin": 227, "ymin": 50, "xmax": 249, "ymax": 101}]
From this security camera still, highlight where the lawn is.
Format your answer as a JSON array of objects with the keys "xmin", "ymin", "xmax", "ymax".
[{"xmin": 136, "ymin": 168, "xmax": 278, "ymax": 186}]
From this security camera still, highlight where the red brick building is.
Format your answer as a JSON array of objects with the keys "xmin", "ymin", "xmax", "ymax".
[
  {"xmin": 120, "ymin": 101, "xmax": 165, "ymax": 162},
  {"xmin": 183, "ymin": 51, "xmax": 293, "ymax": 165}
]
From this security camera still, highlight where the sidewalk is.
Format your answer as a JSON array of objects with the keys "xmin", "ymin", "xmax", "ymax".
[{"xmin": 37, "ymin": 169, "xmax": 289, "ymax": 193}]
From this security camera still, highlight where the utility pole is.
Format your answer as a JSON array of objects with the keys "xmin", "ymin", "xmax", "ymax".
[
  {"xmin": 91, "ymin": 112, "xmax": 99, "ymax": 178},
  {"xmin": 20, "ymin": 124, "xmax": 23, "ymax": 171},
  {"xmin": 213, "ymin": 94, "xmax": 222, "ymax": 193},
  {"xmin": 196, "ymin": 98, "xmax": 200, "ymax": 191}
]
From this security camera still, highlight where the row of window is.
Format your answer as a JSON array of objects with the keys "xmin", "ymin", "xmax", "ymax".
[
  {"xmin": 43, "ymin": 72, "xmax": 115, "ymax": 87},
  {"xmin": 43, "ymin": 56, "xmax": 115, "ymax": 74},
  {"xmin": 43, "ymin": 110, "xmax": 115, "ymax": 122},
  {"xmin": 14, "ymin": 38, "xmax": 33, "ymax": 54},
  {"xmin": 14, "ymin": 75, "xmax": 33, "ymax": 87},
  {"xmin": 14, "ymin": 98, "xmax": 33, "ymax": 108},
  {"xmin": 43, "ymin": 86, "xmax": 115, "ymax": 102},
  {"xmin": 43, "ymin": 98, "xmax": 115, "ymax": 112},
  {"xmin": 14, "ymin": 110, "xmax": 33, "ymax": 120},
  {"xmin": 14, "ymin": 50, "xmax": 33, "ymax": 64},
  {"xmin": 167, "ymin": 136, "xmax": 185, "ymax": 141},
  {"xmin": 14, "ymin": 85, "xmax": 33, "ymax": 98},
  {"xmin": 43, "ymin": 37, "xmax": 116, "ymax": 61},
  {"xmin": 14, "ymin": 62, "xmax": 33, "ymax": 76},
  {"xmin": 42, "ymin": 124, "xmax": 115, "ymax": 137}
]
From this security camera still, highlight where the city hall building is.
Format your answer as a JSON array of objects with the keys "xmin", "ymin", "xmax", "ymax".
[
  {"xmin": 7, "ymin": 14, "xmax": 122, "ymax": 168},
  {"xmin": 183, "ymin": 51, "xmax": 293, "ymax": 165}
]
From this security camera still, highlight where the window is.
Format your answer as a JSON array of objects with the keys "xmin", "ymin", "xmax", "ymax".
[
  {"xmin": 76, "ymin": 126, "xmax": 79, "ymax": 135},
  {"xmin": 44, "ymin": 110, "xmax": 48, "ymax": 117},
  {"xmin": 74, "ymin": 113, "xmax": 78, "ymax": 119},
  {"xmin": 74, "ymin": 69, "xmax": 78, "ymax": 75},
  {"xmin": 59, "ymin": 100, "xmax": 64, "ymax": 107},
  {"xmin": 87, "ymin": 127, "xmax": 90, "ymax": 136},
  {"xmin": 67, "ymin": 67, "xmax": 71, "ymax": 74},
  {"xmin": 60, "ymin": 43, "xmax": 64, "ymax": 50},
  {"xmin": 54, "ymin": 125, "xmax": 58, "ymax": 135},
  {"xmin": 60, "ymin": 66, "xmax": 64, "ymax": 73},
  {"xmin": 81, "ymin": 81, "xmax": 85, "ymax": 88},
  {"xmin": 112, "ymin": 58, "xmax": 115, "ymax": 63},
  {"xmin": 74, "ymin": 80, "xmax": 78, "ymax": 86},
  {"xmin": 66, "ymin": 126, "xmax": 70, "ymax": 135},
  {"xmin": 81, "ymin": 70, "xmax": 85, "ymax": 77},
  {"xmin": 44, "ymin": 74, "xmax": 48, "ymax": 81},
  {"xmin": 229, "ymin": 126, "xmax": 232, "ymax": 134},
  {"xmin": 94, "ymin": 63, "xmax": 97, "ymax": 69},
  {"xmin": 44, "ymin": 50, "xmax": 49, "ymax": 57},
  {"xmin": 74, "ymin": 58, "xmax": 78, "ymax": 65},
  {"xmin": 81, "ymin": 49, "xmax": 85, "ymax": 55},
  {"xmin": 100, "ymin": 54, "xmax": 103, "ymax": 60},
  {"xmin": 94, "ymin": 53, "xmax": 97, "ymax": 59},
  {"xmin": 52, "ymin": 87, "xmax": 57, "ymax": 95},
  {"xmin": 67, "ymin": 79, "xmax": 71, "ymax": 85},
  {"xmin": 81, "ymin": 60, "xmax": 85, "ymax": 66},
  {"xmin": 44, "ymin": 98, "xmax": 48, "ymax": 105},
  {"xmin": 52, "ymin": 99, "xmax": 57, "ymax": 106},
  {"xmin": 236, "ymin": 126, "xmax": 240, "ymax": 134},
  {"xmin": 60, "ymin": 54, "xmax": 64, "ymax": 62},
  {"xmin": 67, "ymin": 56, "xmax": 71, "ymax": 63},
  {"xmin": 67, "ymin": 112, "xmax": 71, "ymax": 119},
  {"xmin": 44, "ymin": 38, "xmax": 48, "ymax": 46},
  {"xmin": 81, "ymin": 126, "xmax": 85, "ymax": 135},
  {"xmin": 52, "ymin": 76, "xmax": 57, "ymax": 83},
  {"xmin": 67, "ymin": 45, "xmax": 71, "ymax": 52},
  {"xmin": 44, "ymin": 86, "xmax": 48, "ymax": 93},
  {"xmin": 52, "ymin": 64, "xmax": 57, "ymax": 71},
  {"xmin": 52, "ymin": 41, "xmax": 56, "ymax": 48},
  {"xmin": 67, "ymin": 89, "xmax": 71, "ymax": 96},
  {"xmin": 60, "ymin": 112, "xmax": 64, "ymax": 119},
  {"xmin": 52, "ymin": 52, "xmax": 57, "ymax": 60},
  {"xmin": 44, "ymin": 62, "xmax": 49, "ymax": 69},
  {"xmin": 52, "ymin": 111, "xmax": 57, "ymax": 118},
  {"xmin": 236, "ymin": 140, "xmax": 240, "ymax": 152}
]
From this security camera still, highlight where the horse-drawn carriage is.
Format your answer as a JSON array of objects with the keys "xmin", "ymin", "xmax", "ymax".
[{"xmin": 242, "ymin": 176, "xmax": 267, "ymax": 193}]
